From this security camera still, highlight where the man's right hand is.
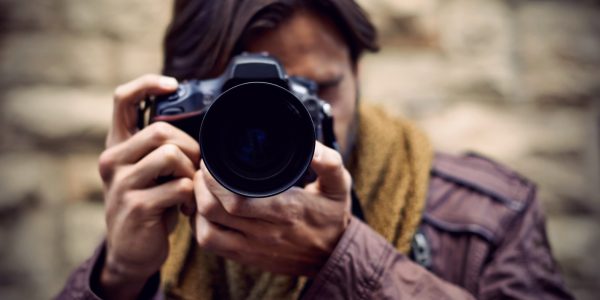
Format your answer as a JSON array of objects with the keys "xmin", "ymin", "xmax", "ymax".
[{"xmin": 97, "ymin": 74, "xmax": 199, "ymax": 300}]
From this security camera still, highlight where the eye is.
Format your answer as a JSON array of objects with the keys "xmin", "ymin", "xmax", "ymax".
[
  {"xmin": 316, "ymin": 75, "xmax": 343, "ymax": 93},
  {"xmin": 317, "ymin": 85, "xmax": 339, "ymax": 103},
  {"xmin": 318, "ymin": 84, "xmax": 334, "ymax": 94}
]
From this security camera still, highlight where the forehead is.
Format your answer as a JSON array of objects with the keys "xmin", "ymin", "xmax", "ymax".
[{"xmin": 245, "ymin": 9, "xmax": 350, "ymax": 79}]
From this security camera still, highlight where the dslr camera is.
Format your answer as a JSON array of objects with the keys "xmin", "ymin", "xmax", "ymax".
[{"xmin": 142, "ymin": 53, "xmax": 336, "ymax": 198}]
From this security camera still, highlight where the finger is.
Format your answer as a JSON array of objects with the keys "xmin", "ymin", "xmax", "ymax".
[
  {"xmin": 194, "ymin": 169, "xmax": 270, "ymax": 231},
  {"xmin": 180, "ymin": 198, "xmax": 197, "ymax": 217},
  {"xmin": 121, "ymin": 144, "xmax": 195, "ymax": 189},
  {"xmin": 108, "ymin": 74, "xmax": 179, "ymax": 147},
  {"xmin": 100, "ymin": 122, "xmax": 200, "ymax": 180},
  {"xmin": 309, "ymin": 141, "xmax": 351, "ymax": 200},
  {"xmin": 126, "ymin": 177, "xmax": 194, "ymax": 213},
  {"xmin": 195, "ymin": 214, "xmax": 247, "ymax": 256},
  {"xmin": 200, "ymin": 161, "xmax": 288, "ymax": 222}
]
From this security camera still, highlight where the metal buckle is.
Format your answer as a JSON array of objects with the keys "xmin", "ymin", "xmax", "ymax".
[{"xmin": 410, "ymin": 230, "xmax": 432, "ymax": 269}]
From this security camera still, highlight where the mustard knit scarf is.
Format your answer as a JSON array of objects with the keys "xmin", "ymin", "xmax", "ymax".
[{"xmin": 160, "ymin": 104, "xmax": 432, "ymax": 299}]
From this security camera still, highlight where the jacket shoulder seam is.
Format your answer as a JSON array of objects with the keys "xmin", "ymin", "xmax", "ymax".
[
  {"xmin": 424, "ymin": 153, "xmax": 537, "ymax": 244},
  {"xmin": 431, "ymin": 152, "xmax": 534, "ymax": 212}
]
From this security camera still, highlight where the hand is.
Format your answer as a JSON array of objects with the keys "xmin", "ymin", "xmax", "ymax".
[
  {"xmin": 97, "ymin": 75, "xmax": 199, "ymax": 299},
  {"xmin": 193, "ymin": 142, "xmax": 352, "ymax": 277}
]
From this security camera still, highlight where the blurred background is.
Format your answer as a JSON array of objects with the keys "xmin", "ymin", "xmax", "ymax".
[{"xmin": 0, "ymin": 0, "xmax": 598, "ymax": 299}]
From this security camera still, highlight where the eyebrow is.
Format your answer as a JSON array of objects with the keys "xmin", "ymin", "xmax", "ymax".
[{"xmin": 316, "ymin": 74, "xmax": 344, "ymax": 89}]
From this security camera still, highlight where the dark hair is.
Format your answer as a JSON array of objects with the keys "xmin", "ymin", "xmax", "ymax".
[{"xmin": 162, "ymin": 0, "xmax": 379, "ymax": 80}]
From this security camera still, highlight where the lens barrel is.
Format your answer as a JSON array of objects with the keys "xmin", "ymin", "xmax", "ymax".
[{"xmin": 200, "ymin": 82, "xmax": 315, "ymax": 198}]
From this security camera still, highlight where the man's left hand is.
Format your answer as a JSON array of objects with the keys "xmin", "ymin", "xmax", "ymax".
[{"xmin": 192, "ymin": 141, "xmax": 352, "ymax": 277}]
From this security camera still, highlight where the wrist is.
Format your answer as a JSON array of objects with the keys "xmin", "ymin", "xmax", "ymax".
[{"xmin": 99, "ymin": 253, "xmax": 153, "ymax": 300}]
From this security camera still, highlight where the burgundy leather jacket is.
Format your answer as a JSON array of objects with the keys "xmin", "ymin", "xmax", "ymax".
[{"xmin": 57, "ymin": 153, "xmax": 574, "ymax": 299}]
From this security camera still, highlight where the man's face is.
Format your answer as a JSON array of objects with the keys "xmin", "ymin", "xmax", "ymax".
[{"xmin": 245, "ymin": 8, "xmax": 358, "ymax": 157}]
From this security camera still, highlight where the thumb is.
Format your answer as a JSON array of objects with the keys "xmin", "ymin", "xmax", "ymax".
[{"xmin": 309, "ymin": 141, "xmax": 351, "ymax": 201}]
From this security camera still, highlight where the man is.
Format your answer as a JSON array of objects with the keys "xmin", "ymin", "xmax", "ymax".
[{"xmin": 58, "ymin": 0, "xmax": 573, "ymax": 299}]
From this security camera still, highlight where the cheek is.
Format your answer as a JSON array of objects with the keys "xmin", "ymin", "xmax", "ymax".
[
  {"xmin": 320, "ymin": 78, "xmax": 356, "ymax": 151},
  {"xmin": 319, "ymin": 79, "xmax": 356, "ymax": 122},
  {"xmin": 331, "ymin": 78, "xmax": 356, "ymax": 125}
]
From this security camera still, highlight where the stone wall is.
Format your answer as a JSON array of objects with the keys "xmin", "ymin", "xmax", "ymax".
[
  {"xmin": 358, "ymin": 1, "xmax": 600, "ymax": 299},
  {"xmin": 0, "ymin": 1, "xmax": 171, "ymax": 298},
  {"xmin": 0, "ymin": 0, "xmax": 598, "ymax": 299}
]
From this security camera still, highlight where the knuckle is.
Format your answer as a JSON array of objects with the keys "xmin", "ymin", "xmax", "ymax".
[
  {"xmin": 114, "ymin": 165, "xmax": 131, "ymax": 182},
  {"xmin": 149, "ymin": 122, "xmax": 173, "ymax": 142},
  {"xmin": 196, "ymin": 198, "xmax": 217, "ymax": 218},
  {"xmin": 269, "ymin": 199, "xmax": 285, "ymax": 215},
  {"xmin": 112, "ymin": 85, "xmax": 128, "ymax": 103},
  {"xmin": 111, "ymin": 167, "xmax": 134, "ymax": 192},
  {"xmin": 160, "ymin": 144, "xmax": 181, "ymax": 163},
  {"xmin": 195, "ymin": 229, "xmax": 213, "ymax": 248},
  {"xmin": 126, "ymin": 196, "xmax": 150, "ymax": 215},
  {"xmin": 121, "ymin": 190, "xmax": 136, "ymax": 205},
  {"xmin": 98, "ymin": 150, "xmax": 116, "ymax": 182},
  {"xmin": 287, "ymin": 197, "xmax": 303, "ymax": 218},
  {"xmin": 189, "ymin": 143, "xmax": 201, "ymax": 163},
  {"xmin": 222, "ymin": 197, "xmax": 245, "ymax": 216},
  {"xmin": 322, "ymin": 151, "xmax": 344, "ymax": 172},
  {"xmin": 259, "ymin": 231, "xmax": 282, "ymax": 246},
  {"xmin": 177, "ymin": 178, "xmax": 194, "ymax": 195},
  {"xmin": 280, "ymin": 196, "xmax": 302, "ymax": 223}
]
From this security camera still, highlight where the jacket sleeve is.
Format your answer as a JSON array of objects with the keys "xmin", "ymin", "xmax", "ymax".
[
  {"xmin": 301, "ymin": 217, "xmax": 475, "ymax": 300},
  {"xmin": 55, "ymin": 242, "xmax": 163, "ymax": 300},
  {"xmin": 476, "ymin": 193, "xmax": 574, "ymax": 300}
]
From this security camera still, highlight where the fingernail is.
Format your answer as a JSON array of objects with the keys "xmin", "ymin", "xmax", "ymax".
[{"xmin": 160, "ymin": 77, "xmax": 178, "ymax": 89}]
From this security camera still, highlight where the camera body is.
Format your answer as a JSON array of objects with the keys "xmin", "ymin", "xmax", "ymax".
[{"xmin": 145, "ymin": 53, "xmax": 336, "ymax": 197}]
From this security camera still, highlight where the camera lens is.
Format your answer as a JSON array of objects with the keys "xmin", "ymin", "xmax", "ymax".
[
  {"xmin": 225, "ymin": 106, "xmax": 295, "ymax": 180},
  {"xmin": 200, "ymin": 82, "xmax": 315, "ymax": 198}
]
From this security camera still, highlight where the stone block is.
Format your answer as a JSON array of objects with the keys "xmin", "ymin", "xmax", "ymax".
[
  {"xmin": 515, "ymin": 156, "xmax": 589, "ymax": 215},
  {"xmin": 0, "ymin": 153, "xmax": 59, "ymax": 210},
  {"xmin": 61, "ymin": 202, "xmax": 105, "ymax": 272},
  {"xmin": 357, "ymin": 0, "xmax": 440, "ymax": 46},
  {"xmin": 0, "ymin": 152, "xmax": 70, "ymax": 299},
  {"xmin": 0, "ymin": 33, "xmax": 116, "ymax": 87},
  {"xmin": 63, "ymin": 154, "xmax": 104, "ymax": 203},
  {"xmin": 516, "ymin": 1, "xmax": 600, "ymax": 103},
  {"xmin": 0, "ymin": 153, "xmax": 103, "ymax": 298},
  {"xmin": 0, "ymin": 86, "xmax": 112, "ymax": 150},
  {"xmin": 62, "ymin": 0, "xmax": 171, "ymax": 44},
  {"xmin": 584, "ymin": 101, "xmax": 600, "ymax": 201},
  {"xmin": 0, "ymin": 0, "xmax": 62, "ymax": 32},
  {"xmin": 415, "ymin": 100, "xmax": 593, "ymax": 214},
  {"xmin": 547, "ymin": 216, "xmax": 600, "ymax": 300},
  {"xmin": 114, "ymin": 42, "xmax": 165, "ymax": 83},
  {"xmin": 1, "ymin": 206, "xmax": 65, "ymax": 300},
  {"xmin": 417, "ymin": 102, "xmax": 586, "ymax": 161},
  {"xmin": 360, "ymin": 50, "xmax": 447, "ymax": 118},
  {"xmin": 437, "ymin": 0, "xmax": 517, "ymax": 101}
]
